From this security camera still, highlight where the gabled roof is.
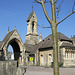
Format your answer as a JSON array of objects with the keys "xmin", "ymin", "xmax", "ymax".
[
  {"xmin": 57, "ymin": 32, "xmax": 72, "ymax": 41},
  {"xmin": 25, "ymin": 32, "xmax": 73, "ymax": 53},
  {"xmin": 38, "ymin": 32, "xmax": 72, "ymax": 49},
  {"xmin": 0, "ymin": 41, "xmax": 2, "ymax": 49},
  {"xmin": 71, "ymin": 37, "xmax": 75, "ymax": 43},
  {"xmin": 27, "ymin": 11, "xmax": 35, "ymax": 22},
  {"xmin": 2, "ymin": 30, "xmax": 15, "ymax": 43},
  {"xmin": 24, "ymin": 44, "xmax": 36, "ymax": 53},
  {"xmin": 0, "ymin": 30, "xmax": 15, "ymax": 49},
  {"xmin": 60, "ymin": 42, "xmax": 75, "ymax": 48},
  {"xmin": 32, "ymin": 40, "xmax": 45, "ymax": 53}
]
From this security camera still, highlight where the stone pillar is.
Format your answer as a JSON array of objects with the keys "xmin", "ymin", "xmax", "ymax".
[
  {"xmin": 3, "ymin": 47, "xmax": 7, "ymax": 60},
  {"xmin": 18, "ymin": 57, "xmax": 21, "ymax": 66},
  {"xmin": 19, "ymin": 52, "xmax": 22, "ymax": 66},
  {"xmin": 39, "ymin": 33, "xmax": 42, "ymax": 42},
  {"xmin": 20, "ymin": 51, "xmax": 25, "ymax": 66},
  {"xmin": 69, "ymin": 50, "xmax": 71, "ymax": 58},
  {"xmin": 63, "ymin": 48, "xmax": 66, "ymax": 67},
  {"xmin": 35, "ymin": 54, "xmax": 36, "ymax": 65}
]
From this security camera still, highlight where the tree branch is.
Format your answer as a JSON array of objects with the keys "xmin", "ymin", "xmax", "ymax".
[
  {"xmin": 44, "ymin": 0, "xmax": 46, "ymax": 3},
  {"xmin": 55, "ymin": 0, "xmax": 58, "ymax": 3},
  {"xmin": 72, "ymin": 0, "xmax": 75, "ymax": 12},
  {"xmin": 57, "ymin": 11, "xmax": 75, "ymax": 25},
  {"xmin": 37, "ymin": 23, "xmax": 51, "ymax": 28},
  {"xmin": 34, "ymin": 21, "xmax": 51, "ymax": 28},
  {"xmin": 35, "ymin": 0, "xmax": 52, "ymax": 25},
  {"xmin": 45, "ymin": 1, "xmax": 50, "ymax": 3},
  {"xmin": 35, "ymin": 0, "xmax": 42, "ymax": 4},
  {"xmin": 41, "ymin": 1, "xmax": 52, "ymax": 25},
  {"xmin": 56, "ymin": 0, "xmax": 64, "ymax": 21},
  {"xmin": 56, "ymin": 0, "xmax": 64, "ymax": 9},
  {"xmin": 34, "ymin": 0, "xmax": 49, "ymax": 3}
]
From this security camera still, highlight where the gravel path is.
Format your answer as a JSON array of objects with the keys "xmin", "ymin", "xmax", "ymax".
[{"xmin": 24, "ymin": 66, "xmax": 75, "ymax": 75}]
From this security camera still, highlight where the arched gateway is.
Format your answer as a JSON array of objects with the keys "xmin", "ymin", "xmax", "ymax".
[{"xmin": 0, "ymin": 27, "xmax": 25, "ymax": 66}]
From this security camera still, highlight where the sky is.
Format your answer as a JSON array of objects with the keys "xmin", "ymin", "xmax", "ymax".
[{"xmin": 0, "ymin": 0, "xmax": 75, "ymax": 44}]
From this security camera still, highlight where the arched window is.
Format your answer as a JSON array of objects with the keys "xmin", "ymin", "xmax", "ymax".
[
  {"xmin": 32, "ymin": 21, "xmax": 34, "ymax": 33},
  {"xmin": 49, "ymin": 54, "xmax": 53, "ymax": 62},
  {"xmin": 41, "ymin": 55, "xmax": 43, "ymax": 65},
  {"xmin": 65, "ymin": 50, "xmax": 69, "ymax": 58},
  {"xmin": 8, "ymin": 45, "xmax": 14, "ymax": 60},
  {"xmin": 49, "ymin": 54, "xmax": 52, "ymax": 57},
  {"xmin": 71, "ymin": 51, "xmax": 74, "ymax": 58}
]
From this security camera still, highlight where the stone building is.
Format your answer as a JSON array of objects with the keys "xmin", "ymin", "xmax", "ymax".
[
  {"xmin": 24, "ymin": 11, "xmax": 42, "ymax": 65},
  {"xmin": 24, "ymin": 11, "xmax": 75, "ymax": 67},
  {"xmin": 0, "ymin": 10, "xmax": 75, "ymax": 67},
  {"xmin": 0, "ymin": 27, "xmax": 25, "ymax": 66},
  {"xmin": 36, "ymin": 32, "xmax": 75, "ymax": 67}
]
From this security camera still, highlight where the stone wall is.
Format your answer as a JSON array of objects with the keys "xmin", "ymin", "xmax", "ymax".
[
  {"xmin": 39, "ymin": 49, "xmax": 53, "ymax": 66},
  {"xmin": 0, "ymin": 61, "xmax": 25, "ymax": 75},
  {"xmin": 63, "ymin": 59, "xmax": 75, "ymax": 67}
]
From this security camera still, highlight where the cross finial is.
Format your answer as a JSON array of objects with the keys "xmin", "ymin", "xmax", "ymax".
[
  {"xmin": 14, "ymin": 26, "xmax": 16, "ymax": 30},
  {"xmin": 40, "ymin": 33, "xmax": 42, "ymax": 36},
  {"xmin": 8, "ymin": 26, "xmax": 9, "ymax": 33},
  {"xmin": 71, "ymin": 35, "xmax": 72, "ymax": 39},
  {"xmin": 32, "ymin": 5, "xmax": 33, "ymax": 11}
]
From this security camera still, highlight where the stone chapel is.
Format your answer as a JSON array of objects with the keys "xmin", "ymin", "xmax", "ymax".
[
  {"xmin": 0, "ymin": 10, "xmax": 75, "ymax": 67},
  {"xmin": 24, "ymin": 11, "xmax": 75, "ymax": 67}
]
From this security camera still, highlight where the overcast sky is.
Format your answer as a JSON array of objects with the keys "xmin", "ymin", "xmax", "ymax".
[{"xmin": 0, "ymin": 0, "xmax": 75, "ymax": 44}]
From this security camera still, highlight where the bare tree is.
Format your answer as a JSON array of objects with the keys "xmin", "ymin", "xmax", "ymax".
[{"xmin": 35, "ymin": 0, "xmax": 75, "ymax": 75}]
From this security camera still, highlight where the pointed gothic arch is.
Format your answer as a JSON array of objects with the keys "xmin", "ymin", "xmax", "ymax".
[
  {"xmin": 7, "ymin": 38, "xmax": 21, "ymax": 60},
  {"xmin": 1, "ymin": 28, "xmax": 25, "ymax": 66}
]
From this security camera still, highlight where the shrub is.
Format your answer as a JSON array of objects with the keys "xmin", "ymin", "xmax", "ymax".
[
  {"xmin": 51, "ymin": 62, "xmax": 63, "ymax": 68},
  {"xmin": 59, "ymin": 62, "xmax": 63, "ymax": 67}
]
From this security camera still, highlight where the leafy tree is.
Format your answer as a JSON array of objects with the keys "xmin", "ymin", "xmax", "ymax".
[{"xmin": 35, "ymin": 0, "xmax": 75, "ymax": 75}]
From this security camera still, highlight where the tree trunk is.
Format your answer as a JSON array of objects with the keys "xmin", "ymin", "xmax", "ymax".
[
  {"xmin": 35, "ymin": 0, "xmax": 75, "ymax": 75},
  {"xmin": 52, "ymin": 22, "xmax": 59, "ymax": 75}
]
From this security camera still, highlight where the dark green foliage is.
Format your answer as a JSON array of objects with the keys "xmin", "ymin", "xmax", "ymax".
[
  {"xmin": 51, "ymin": 62, "xmax": 63, "ymax": 68},
  {"xmin": 51, "ymin": 62, "xmax": 53, "ymax": 68},
  {"xmin": 36, "ymin": 61, "xmax": 40, "ymax": 66},
  {"xmin": 59, "ymin": 62, "xmax": 63, "ymax": 67}
]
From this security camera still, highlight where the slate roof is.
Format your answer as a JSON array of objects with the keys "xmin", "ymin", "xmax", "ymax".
[
  {"xmin": 27, "ymin": 11, "xmax": 34, "ymax": 22},
  {"xmin": 60, "ymin": 42, "xmax": 75, "ymax": 48},
  {"xmin": 32, "ymin": 40, "xmax": 45, "ymax": 53},
  {"xmin": 24, "ymin": 44, "xmax": 36, "ymax": 54},
  {"xmin": 2, "ymin": 30, "xmax": 15, "ymax": 43},
  {"xmin": 0, "ymin": 41, "xmax": 2, "ymax": 49},
  {"xmin": 25, "ymin": 32, "xmax": 72, "ymax": 53},
  {"xmin": 57, "ymin": 32, "xmax": 72, "ymax": 41},
  {"xmin": 38, "ymin": 32, "xmax": 73, "ymax": 49},
  {"xmin": 0, "ymin": 30, "xmax": 15, "ymax": 49},
  {"xmin": 71, "ymin": 37, "xmax": 75, "ymax": 43}
]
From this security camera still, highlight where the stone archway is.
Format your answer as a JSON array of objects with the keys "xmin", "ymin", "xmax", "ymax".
[
  {"xmin": 3, "ymin": 38, "xmax": 25, "ymax": 66},
  {"xmin": 1, "ymin": 28, "xmax": 25, "ymax": 66},
  {"xmin": 7, "ymin": 38, "xmax": 21, "ymax": 61}
]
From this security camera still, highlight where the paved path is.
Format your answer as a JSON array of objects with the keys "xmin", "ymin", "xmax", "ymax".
[{"xmin": 24, "ymin": 66, "xmax": 75, "ymax": 75}]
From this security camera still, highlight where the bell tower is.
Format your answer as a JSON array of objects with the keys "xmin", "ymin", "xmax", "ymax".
[{"xmin": 25, "ymin": 11, "xmax": 39, "ymax": 45}]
